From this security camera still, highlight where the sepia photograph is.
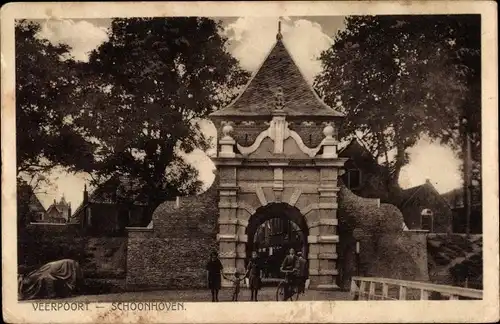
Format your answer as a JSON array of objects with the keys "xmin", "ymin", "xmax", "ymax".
[{"xmin": 2, "ymin": 1, "xmax": 498, "ymax": 323}]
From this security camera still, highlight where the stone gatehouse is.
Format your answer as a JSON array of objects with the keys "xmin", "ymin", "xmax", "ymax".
[
  {"xmin": 125, "ymin": 28, "xmax": 348, "ymax": 290},
  {"xmin": 208, "ymin": 29, "xmax": 347, "ymax": 289}
]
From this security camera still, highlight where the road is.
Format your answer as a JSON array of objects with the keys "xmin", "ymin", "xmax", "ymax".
[{"xmin": 25, "ymin": 287, "xmax": 352, "ymax": 303}]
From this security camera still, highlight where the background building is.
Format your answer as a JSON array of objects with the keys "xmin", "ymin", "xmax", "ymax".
[{"xmin": 43, "ymin": 196, "xmax": 71, "ymax": 223}]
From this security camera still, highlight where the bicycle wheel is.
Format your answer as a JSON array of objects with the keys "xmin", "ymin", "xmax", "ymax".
[
  {"xmin": 293, "ymin": 287, "xmax": 300, "ymax": 301},
  {"xmin": 276, "ymin": 282, "xmax": 286, "ymax": 301}
]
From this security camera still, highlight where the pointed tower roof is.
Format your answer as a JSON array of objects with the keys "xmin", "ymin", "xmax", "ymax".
[{"xmin": 210, "ymin": 23, "xmax": 343, "ymax": 119}]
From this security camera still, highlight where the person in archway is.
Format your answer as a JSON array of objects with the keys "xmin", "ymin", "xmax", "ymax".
[
  {"xmin": 280, "ymin": 247, "xmax": 298, "ymax": 300},
  {"xmin": 206, "ymin": 251, "xmax": 223, "ymax": 302},
  {"xmin": 296, "ymin": 251, "xmax": 308, "ymax": 295},
  {"xmin": 246, "ymin": 251, "xmax": 262, "ymax": 301}
]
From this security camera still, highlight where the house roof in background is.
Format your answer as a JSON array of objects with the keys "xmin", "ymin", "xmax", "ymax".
[
  {"xmin": 338, "ymin": 138, "xmax": 374, "ymax": 160},
  {"xmin": 210, "ymin": 38, "xmax": 343, "ymax": 118},
  {"xmin": 399, "ymin": 180, "xmax": 456, "ymax": 211},
  {"xmin": 399, "ymin": 185, "xmax": 425, "ymax": 208},
  {"xmin": 29, "ymin": 193, "xmax": 46, "ymax": 213},
  {"xmin": 71, "ymin": 175, "xmax": 148, "ymax": 220}
]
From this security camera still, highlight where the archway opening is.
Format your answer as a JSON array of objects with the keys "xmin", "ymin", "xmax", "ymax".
[{"xmin": 245, "ymin": 202, "xmax": 309, "ymax": 281}]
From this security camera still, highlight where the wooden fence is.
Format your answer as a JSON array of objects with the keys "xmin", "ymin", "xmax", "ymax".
[{"xmin": 350, "ymin": 276, "xmax": 483, "ymax": 300}]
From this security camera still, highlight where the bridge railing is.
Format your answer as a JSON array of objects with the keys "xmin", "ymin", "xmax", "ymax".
[{"xmin": 350, "ymin": 276, "xmax": 483, "ymax": 300}]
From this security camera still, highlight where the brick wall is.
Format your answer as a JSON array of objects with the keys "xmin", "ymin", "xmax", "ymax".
[
  {"xmin": 18, "ymin": 227, "xmax": 127, "ymax": 294},
  {"xmin": 126, "ymin": 184, "xmax": 219, "ymax": 290},
  {"xmin": 288, "ymin": 122, "xmax": 332, "ymax": 147}
]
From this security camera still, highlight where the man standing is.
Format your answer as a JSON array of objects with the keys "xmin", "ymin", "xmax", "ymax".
[
  {"xmin": 280, "ymin": 248, "xmax": 298, "ymax": 300},
  {"xmin": 296, "ymin": 251, "xmax": 308, "ymax": 295},
  {"xmin": 206, "ymin": 251, "xmax": 223, "ymax": 302}
]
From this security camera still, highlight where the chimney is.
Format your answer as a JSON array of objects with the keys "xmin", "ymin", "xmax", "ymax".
[
  {"xmin": 175, "ymin": 196, "xmax": 180, "ymax": 209},
  {"xmin": 83, "ymin": 184, "xmax": 89, "ymax": 203},
  {"xmin": 276, "ymin": 20, "xmax": 283, "ymax": 41}
]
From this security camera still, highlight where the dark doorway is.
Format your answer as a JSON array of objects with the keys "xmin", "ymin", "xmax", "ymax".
[{"xmin": 245, "ymin": 203, "xmax": 308, "ymax": 280}]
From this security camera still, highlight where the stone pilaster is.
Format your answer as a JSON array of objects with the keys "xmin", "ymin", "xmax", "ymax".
[{"xmin": 308, "ymin": 165, "xmax": 341, "ymax": 290}]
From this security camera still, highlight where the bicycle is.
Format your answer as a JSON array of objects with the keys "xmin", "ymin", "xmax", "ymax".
[{"xmin": 275, "ymin": 269, "xmax": 300, "ymax": 301}]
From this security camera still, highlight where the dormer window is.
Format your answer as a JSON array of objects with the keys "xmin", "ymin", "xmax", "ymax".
[{"xmin": 346, "ymin": 169, "xmax": 362, "ymax": 189}]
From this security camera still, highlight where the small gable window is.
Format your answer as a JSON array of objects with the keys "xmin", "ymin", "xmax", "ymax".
[
  {"xmin": 346, "ymin": 169, "xmax": 362, "ymax": 189},
  {"xmin": 421, "ymin": 208, "xmax": 433, "ymax": 232}
]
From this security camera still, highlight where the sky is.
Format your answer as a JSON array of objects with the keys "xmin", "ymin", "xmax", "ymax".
[{"xmin": 30, "ymin": 16, "xmax": 463, "ymax": 210}]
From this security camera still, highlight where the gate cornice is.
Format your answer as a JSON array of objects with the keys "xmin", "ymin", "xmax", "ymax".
[{"xmin": 212, "ymin": 157, "xmax": 347, "ymax": 167}]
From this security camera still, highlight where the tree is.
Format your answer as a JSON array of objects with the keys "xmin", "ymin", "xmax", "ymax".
[
  {"xmin": 15, "ymin": 20, "xmax": 97, "ymax": 177},
  {"xmin": 16, "ymin": 20, "xmax": 99, "ymax": 229},
  {"xmin": 80, "ymin": 18, "xmax": 249, "ymax": 223},
  {"xmin": 315, "ymin": 15, "xmax": 481, "ymax": 199}
]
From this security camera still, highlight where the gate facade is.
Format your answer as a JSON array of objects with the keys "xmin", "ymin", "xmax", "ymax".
[{"xmin": 209, "ymin": 28, "xmax": 347, "ymax": 289}]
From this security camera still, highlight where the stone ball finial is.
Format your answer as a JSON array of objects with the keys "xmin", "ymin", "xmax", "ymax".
[
  {"xmin": 222, "ymin": 124, "xmax": 233, "ymax": 137},
  {"xmin": 323, "ymin": 124, "xmax": 334, "ymax": 138}
]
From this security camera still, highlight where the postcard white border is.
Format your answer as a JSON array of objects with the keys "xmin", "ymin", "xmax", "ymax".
[{"xmin": 2, "ymin": 1, "xmax": 498, "ymax": 323}]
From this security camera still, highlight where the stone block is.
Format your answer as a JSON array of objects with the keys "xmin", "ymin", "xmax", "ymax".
[
  {"xmin": 319, "ymin": 259, "xmax": 337, "ymax": 271},
  {"xmin": 318, "ymin": 243, "xmax": 337, "ymax": 254},
  {"xmin": 219, "ymin": 224, "xmax": 236, "ymax": 235},
  {"xmin": 309, "ymin": 226, "xmax": 320, "ymax": 236},
  {"xmin": 305, "ymin": 209, "xmax": 320, "ymax": 225},
  {"xmin": 319, "ymin": 225, "xmax": 336, "ymax": 235},
  {"xmin": 309, "ymin": 258, "xmax": 319, "ymax": 271},
  {"xmin": 237, "ymin": 168, "xmax": 273, "ymax": 181},
  {"xmin": 236, "ymin": 242, "xmax": 246, "ymax": 254},
  {"xmin": 283, "ymin": 169, "xmax": 319, "ymax": 183}
]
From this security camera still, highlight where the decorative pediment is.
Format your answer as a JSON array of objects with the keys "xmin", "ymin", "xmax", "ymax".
[{"xmin": 235, "ymin": 117, "xmax": 337, "ymax": 158}]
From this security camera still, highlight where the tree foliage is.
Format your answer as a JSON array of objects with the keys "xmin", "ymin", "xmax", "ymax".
[
  {"xmin": 16, "ymin": 20, "xmax": 99, "ymax": 228},
  {"xmin": 15, "ymin": 20, "xmax": 97, "ymax": 176},
  {"xmin": 315, "ymin": 15, "xmax": 481, "ymax": 193},
  {"xmin": 78, "ymin": 18, "xmax": 249, "ymax": 222}
]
